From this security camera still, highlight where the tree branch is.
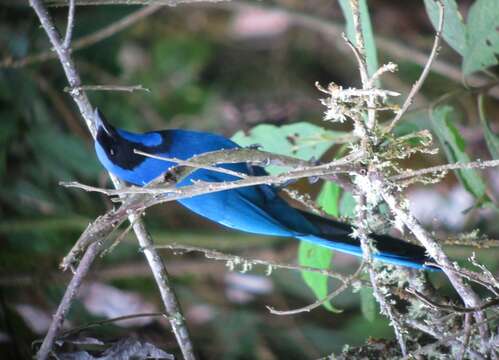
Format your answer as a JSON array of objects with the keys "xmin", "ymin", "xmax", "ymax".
[
  {"xmin": 28, "ymin": 1, "xmax": 196, "ymax": 359},
  {"xmin": 36, "ymin": 242, "xmax": 103, "ymax": 360},
  {"xmin": 385, "ymin": 0, "xmax": 444, "ymax": 133}
]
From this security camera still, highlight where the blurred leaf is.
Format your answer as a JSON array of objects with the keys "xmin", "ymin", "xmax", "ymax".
[
  {"xmin": 478, "ymin": 95, "xmax": 499, "ymax": 159},
  {"xmin": 30, "ymin": 129, "xmax": 101, "ymax": 180},
  {"xmin": 317, "ymin": 181, "xmax": 341, "ymax": 217},
  {"xmin": 297, "ymin": 242, "xmax": 338, "ymax": 313},
  {"xmin": 359, "ymin": 287, "xmax": 377, "ymax": 322},
  {"xmin": 297, "ymin": 181, "xmax": 341, "ymax": 312},
  {"xmin": 424, "ymin": 0, "xmax": 466, "ymax": 55},
  {"xmin": 431, "ymin": 105, "xmax": 488, "ymax": 202},
  {"xmin": 338, "ymin": 0, "xmax": 379, "ymax": 80},
  {"xmin": 232, "ymin": 122, "xmax": 347, "ymax": 174},
  {"xmin": 152, "ymin": 37, "xmax": 212, "ymax": 76},
  {"xmin": 463, "ymin": 0, "xmax": 499, "ymax": 75},
  {"xmin": 215, "ymin": 310, "xmax": 258, "ymax": 360},
  {"xmin": 340, "ymin": 191, "xmax": 357, "ymax": 219}
]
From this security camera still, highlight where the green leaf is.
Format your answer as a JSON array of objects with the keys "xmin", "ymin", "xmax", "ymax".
[
  {"xmin": 463, "ymin": 0, "xmax": 499, "ymax": 75},
  {"xmin": 424, "ymin": 0, "xmax": 466, "ymax": 55},
  {"xmin": 232, "ymin": 122, "xmax": 347, "ymax": 174},
  {"xmin": 298, "ymin": 242, "xmax": 339, "ymax": 312},
  {"xmin": 478, "ymin": 95, "xmax": 499, "ymax": 159},
  {"xmin": 339, "ymin": 191, "xmax": 357, "ymax": 219},
  {"xmin": 297, "ymin": 181, "xmax": 342, "ymax": 312},
  {"xmin": 360, "ymin": 287, "xmax": 378, "ymax": 322},
  {"xmin": 317, "ymin": 182, "xmax": 341, "ymax": 217},
  {"xmin": 431, "ymin": 105, "xmax": 488, "ymax": 201},
  {"xmin": 338, "ymin": 0, "xmax": 379, "ymax": 80},
  {"xmin": 234, "ymin": 122, "xmax": 347, "ymax": 312}
]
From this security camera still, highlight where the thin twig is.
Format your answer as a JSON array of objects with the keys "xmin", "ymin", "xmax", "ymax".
[
  {"xmin": 406, "ymin": 288, "xmax": 499, "ymax": 314},
  {"xmin": 385, "ymin": 0, "xmax": 444, "ymax": 133},
  {"xmin": 44, "ymin": 0, "xmax": 227, "ymax": 5},
  {"xmin": 59, "ymin": 312, "xmax": 168, "ymax": 339},
  {"xmin": 63, "ymin": 0, "xmax": 76, "ymax": 49},
  {"xmin": 64, "ymin": 84, "xmax": 151, "ymax": 93},
  {"xmin": 152, "ymin": 243, "xmax": 350, "ymax": 282},
  {"xmin": 457, "ymin": 313, "xmax": 472, "ymax": 360},
  {"xmin": 28, "ymin": 1, "xmax": 197, "ymax": 359},
  {"xmin": 379, "ymin": 181, "xmax": 491, "ymax": 351},
  {"xmin": 266, "ymin": 264, "xmax": 365, "ymax": 315},
  {"xmin": 347, "ymin": 0, "xmax": 407, "ymax": 354},
  {"xmin": 134, "ymin": 149, "xmax": 249, "ymax": 179},
  {"xmin": 390, "ymin": 159, "xmax": 499, "ymax": 182},
  {"xmin": 404, "ymin": 319, "xmax": 487, "ymax": 360},
  {"xmin": 36, "ymin": 241, "xmax": 103, "ymax": 360},
  {"xmin": 349, "ymin": 0, "xmax": 368, "ymax": 86},
  {"xmin": 426, "ymin": 262, "xmax": 499, "ymax": 296},
  {"xmin": 60, "ymin": 159, "xmax": 355, "ymax": 197},
  {"xmin": 357, "ymin": 193, "xmax": 407, "ymax": 356},
  {"xmin": 8, "ymin": 0, "xmax": 499, "ymax": 102}
]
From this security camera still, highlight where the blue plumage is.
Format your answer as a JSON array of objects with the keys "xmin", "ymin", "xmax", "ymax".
[{"xmin": 94, "ymin": 110, "xmax": 434, "ymax": 270}]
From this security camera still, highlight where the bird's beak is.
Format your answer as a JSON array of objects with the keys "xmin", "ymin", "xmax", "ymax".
[{"xmin": 94, "ymin": 108, "xmax": 113, "ymax": 136}]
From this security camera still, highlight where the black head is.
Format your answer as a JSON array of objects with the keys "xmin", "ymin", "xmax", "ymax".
[
  {"xmin": 94, "ymin": 110, "xmax": 172, "ymax": 173},
  {"xmin": 95, "ymin": 109, "xmax": 147, "ymax": 171}
]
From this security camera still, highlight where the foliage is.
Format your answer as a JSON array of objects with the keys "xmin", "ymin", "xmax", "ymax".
[
  {"xmin": 1, "ymin": 1, "xmax": 498, "ymax": 359},
  {"xmin": 431, "ymin": 105, "xmax": 489, "ymax": 203},
  {"xmin": 425, "ymin": 0, "xmax": 499, "ymax": 75}
]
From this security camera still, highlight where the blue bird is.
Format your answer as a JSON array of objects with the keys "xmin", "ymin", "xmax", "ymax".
[{"xmin": 94, "ymin": 110, "xmax": 434, "ymax": 270}]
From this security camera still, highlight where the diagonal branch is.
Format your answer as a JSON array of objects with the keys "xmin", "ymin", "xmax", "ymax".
[
  {"xmin": 385, "ymin": 0, "xmax": 444, "ymax": 133},
  {"xmin": 36, "ymin": 241, "xmax": 103, "ymax": 360},
  {"xmin": 28, "ymin": 1, "xmax": 196, "ymax": 359},
  {"xmin": 63, "ymin": 0, "xmax": 76, "ymax": 49},
  {"xmin": 389, "ymin": 159, "xmax": 499, "ymax": 182}
]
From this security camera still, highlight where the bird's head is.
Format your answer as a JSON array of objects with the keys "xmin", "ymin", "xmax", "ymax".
[
  {"xmin": 94, "ymin": 110, "xmax": 171, "ymax": 186},
  {"xmin": 94, "ymin": 109, "xmax": 145, "ymax": 171}
]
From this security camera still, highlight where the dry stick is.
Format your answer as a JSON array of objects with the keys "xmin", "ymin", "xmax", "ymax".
[
  {"xmin": 348, "ymin": 0, "xmax": 406, "ymax": 355},
  {"xmin": 134, "ymin": 149, "xmax": 249, "ymax": 179},
  {"xmin": 267, "ymin": 264, "xmax": 366, "ymax": 315},
  {"xmin": 406, "ymin": 288, "xmax": 499, "ymax": 314},
  {"xmin": 385, "ymin": 0, "xmax": 444, "ymax": 134},
  {"xmin": 347, "ymin": 0, "xmax": 375, "ymax": 134},
  {"xmin": 61, "ymin": 159, "xmax": 357, "ymax": 197},
  {"xmin": 64, "ymin": 84, "xmax": 151, "ymax": 93},
  {"xmin": 281, "ymin": 188, "xmax": 328, "ymax": 217},
  {"xmin": 1, "ymin": 0, "xmax": 489, "ymax": 101},
  {"xmin": 154, "ymin": 243, "xmax": 370, "ymax": 315},
  {"xmin": 0, "ymin": 4, "xmax": 162, "ymax": 69},
  {"xmin": 63, "ymin": 0, "xmax": 75, "ymax": 49},
  {"xmin": 457, "ymin": 314, "xmax": 472, "ymax": 360},
  {"xmin": 44, "ymin": 0, "xmax": 227, "ymax": 5},
  {"xmin": 153, "ymin": 243, "xmax": 350, "ymax": 282},
  {"xmin": 60, "ymin": 155, "xmax": 358, "ymax": 270},
  {"xmin": 404, "ymin": 319, "xmax": 487, "ymax": 360},
  {"xmin": 28, "ymin": 1, "xmax": 196, "ymax": 360},
  {"xmin": 427, "ymin": 262, "xmax": 499, "ymax": 297},
  {"xmin": 7, "ymin": 0, "xmax": 499, "ymax": 101},
  {"xmin": 60, "ymin": 312, "xmax": 169, "ymax": 339},
  {"xmin": 357, "ymin": 195, "xmax": 408, "ymax": 356},
  {"xmin": 58, "ymin": 157, "xmax": 355, "ymax": 265},
  {"xmin": 390, "ymin": 159, "xmax": 499, "ymax": 182},
  {"xmin": 380, "ymin": 185, "xmax": 491, "ymax": 355},
  {"xmin": 36, "ymin": 241, "xmax": 102, "ymax": 359}
]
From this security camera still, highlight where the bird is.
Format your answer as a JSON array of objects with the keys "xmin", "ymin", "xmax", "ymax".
[{"xmin": 93, "ymin": 109, "xmax": 434, "ymax": 270}]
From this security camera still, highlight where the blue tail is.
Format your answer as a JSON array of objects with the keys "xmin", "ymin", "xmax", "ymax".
[{"xmin": 297, "ymin": 211, "xmax": 437, "ymax": 270}]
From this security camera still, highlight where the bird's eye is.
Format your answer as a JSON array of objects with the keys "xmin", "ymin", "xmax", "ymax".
[{"xmin": 110, "ymin": 148, "xmax": 115, "ymax": 156}]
